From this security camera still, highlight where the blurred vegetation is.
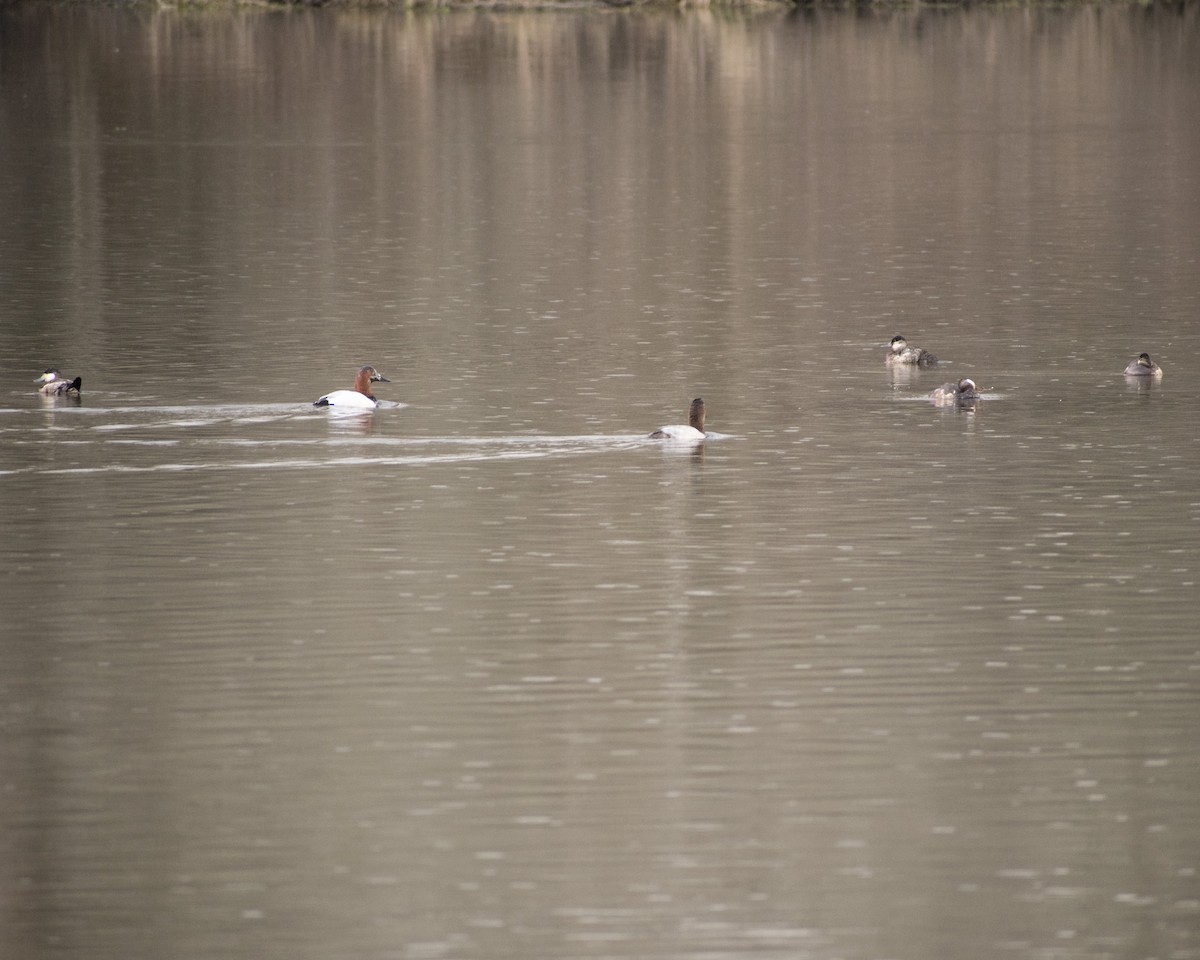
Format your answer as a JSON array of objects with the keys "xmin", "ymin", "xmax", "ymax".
[{"xmin": 9, "ymin": 0, "xmax": 1170, "ymax": 9}]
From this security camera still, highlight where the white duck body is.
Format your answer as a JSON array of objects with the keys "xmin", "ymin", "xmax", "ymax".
[
  {"xmin": 314, "ymin": 365, "xmax": 391, "ymax": 408},
  {"xmin": 650, "ymin": 398, "xmax": 707, "ymax": 441},
  {"xmin": 1123, "ymin": 353, "xmax": 1163, "ymax": 378}
]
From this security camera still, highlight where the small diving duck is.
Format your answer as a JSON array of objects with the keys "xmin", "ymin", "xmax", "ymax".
[
  {"xmin": 886, "ymin": 335, "xmax": 939, "ymax": 368},
  {"xmin": 36, "ymin": 369, "xmax": 82, "ymax": 396},
  {"xmin": 314, "ymin": 365, "xmax": 391, "ymax": 409},
  {"xmin": 929, "ymin": 377, "xmax": 979, "ymax": 405},
  {"xmin": 650, "ymin": 397, "xmax": 707, "ymax": 441},
  {"xmin": 1123, "ymin": 352, "xmax": 1163, "ymax": 378}
]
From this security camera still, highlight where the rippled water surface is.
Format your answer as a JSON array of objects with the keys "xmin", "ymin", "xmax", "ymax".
[{"xmin": 2, "ymin": 6, "xmax": 1199, "ymax": 960}]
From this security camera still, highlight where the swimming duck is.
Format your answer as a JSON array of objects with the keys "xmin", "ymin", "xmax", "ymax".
[
  {"xmin": 36, "ymin": 369, "xmax": 82, "ymax": 396},
  {"xmin": 886, "ymin": 335, "xmax": 938, "ymax": 368},
  {"xmin": 1123, "ymin": 352, "xmax": 1163, "ymax": 378},
  {"xmin": 930, "ymin": 377, "xmax": 979, "ymax": 404},
  {"xmin": 650, "ymin": 398, "xmax": 706, "ymax": 441},
  {"xmin": 314, "ymin": 365, "xmax": 391, "ymax": 409}
]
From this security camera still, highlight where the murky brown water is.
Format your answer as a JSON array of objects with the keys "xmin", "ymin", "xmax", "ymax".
[{"xmin": 3, "ymin": 5, "xmax": 1199, "ymax": 960}]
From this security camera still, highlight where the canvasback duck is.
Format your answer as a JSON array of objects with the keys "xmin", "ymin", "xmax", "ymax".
[
  {"xmin": 36, "ymin": 369, "xmax": 82, "ymax": 396},
  {"xmin": 886, "ymin": 335, "xmax": 939, "ymax": 368},
  {"xmin": 1123, "ymin": 352, "xmax": 1163, "ymax": 378},
  {"xmin": 314, "ymin": 365, "xmax": 391, "ymax": 409},
  {"xmin": 929, "ymin": 377, "xmax": 979, "ymax": 405},
  {"xmin": 650, "ymin": 398, "xmax": 707, "ymax": 441}
]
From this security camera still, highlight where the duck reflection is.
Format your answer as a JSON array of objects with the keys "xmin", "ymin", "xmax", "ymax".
[
  {"xmin": 1122, "ymin": 374, "xmax": 1162, "ymax": 395},
  {"xmin": 657, "ymin": 440, "xmax": 706, "ymax": 462},
  {"xmin": 39, "ymin": 390, "xmax": 82, "ymax": 408},
  {"xmin": 323, "ymin": 410, "xmax": 377, "ymax": 436},
  {"xmin": 886, "ymin": 363, "xmax": 922, "ymax": 391}
]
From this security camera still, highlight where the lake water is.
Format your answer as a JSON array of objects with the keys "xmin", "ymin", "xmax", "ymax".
[{"xmin": 2, "ymin": 5, "xmax": 1199, "ymax": 959}]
